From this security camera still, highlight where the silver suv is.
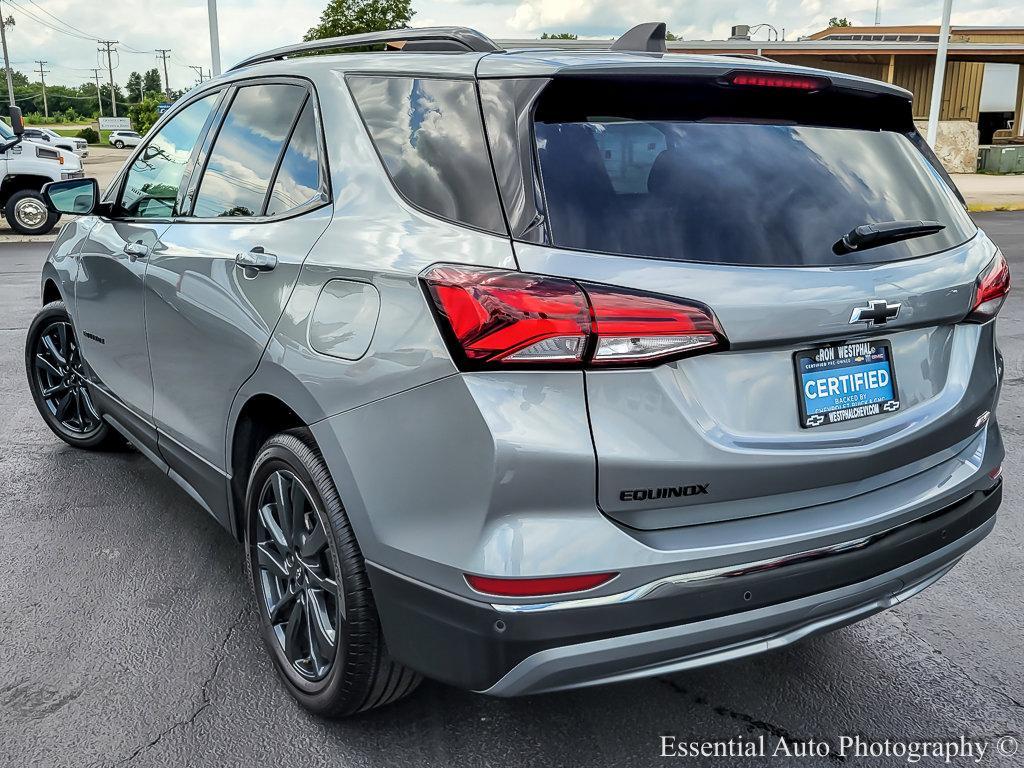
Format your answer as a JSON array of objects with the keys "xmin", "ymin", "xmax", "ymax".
[{"xmin": 28, "ymin": 25, "xmax": 1007, "ymax": 717}]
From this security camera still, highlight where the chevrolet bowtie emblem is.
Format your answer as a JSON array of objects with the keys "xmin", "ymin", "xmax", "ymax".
[{"xmin": 850, "ymin": 299, "xmax": 901, "ymax": 326}]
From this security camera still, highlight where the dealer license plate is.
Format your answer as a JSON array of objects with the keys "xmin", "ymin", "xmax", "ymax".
[{"xmin": 795, "ymin": 340, "xmax": 900, "ymax": 429}]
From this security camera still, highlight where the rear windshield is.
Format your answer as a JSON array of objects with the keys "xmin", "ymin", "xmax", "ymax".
[{"xmin": 534, "ymin": 93, "xmax": 975, "ymax": 267}]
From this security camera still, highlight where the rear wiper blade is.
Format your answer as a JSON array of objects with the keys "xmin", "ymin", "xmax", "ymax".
[{"xmin": 834, "ymin": 220, "xmax": 945, "ymax": 255}]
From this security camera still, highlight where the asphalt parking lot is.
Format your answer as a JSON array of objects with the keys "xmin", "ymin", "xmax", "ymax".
[{"xmin": 1, "ymin": 214, "xmax": 1022, "ymax": 768}]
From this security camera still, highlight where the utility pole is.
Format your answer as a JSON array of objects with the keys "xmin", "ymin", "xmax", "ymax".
[
  {"xmin": 98, "ymin": 40, "xmax": 118, "ymax": 117},
  {"xmin": 874, "ymin": 0, "xmax": 882, "ymax": 25},
  {"xmin": 90, "ymin": 68, "xmax": 103, "ymax": 117},
  {"xmin": 189, "ymin": 64, "xmax": 204, "ymax": 85},
  {"xmin": 155, "ymin": 49, "xmax": 172, "ymax": 100},
  {"xmin": 207, "ymin": 0, "xmax": 221, "ymax": 76},
  {"xmin": 0, "ymin": 1, "xmax": 15, "ymax": 107},
  {"xmin": 35, "ymin": 60, "xmax": 49, "ymax": 117},
  {"xmin": 926, "ymin": 0, "xmax": 953, "ymax": 148}
]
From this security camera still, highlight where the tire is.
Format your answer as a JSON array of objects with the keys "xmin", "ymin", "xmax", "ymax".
[
  {"xmin": 245, "ymin": 430, "xmax": 421, "ymax": 717},
  {"xmin": 6, "ymin": 189, "xmax": 61, "ymax": 236},
  {"xmin": 113, "ymin": 140, "xmax": 125, "ymax": 149},
  {"xmin": 25, "ymin": 301, "xmax": 122, "ymax": 450}
]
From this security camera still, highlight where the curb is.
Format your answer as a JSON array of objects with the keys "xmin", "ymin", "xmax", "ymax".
[
  {"xmin": 968, "ymin": 202, "xmax": 1024, "ymax": 212},
  {"xmin": 0, "ymin": 234, "xmax": 58, "ymax": 245}
]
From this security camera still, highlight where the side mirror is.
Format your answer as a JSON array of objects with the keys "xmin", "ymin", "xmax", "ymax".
[
  {"xmin": 42, "ymin": 178, "xmax": 99, "ymax": 215},
  {"xmin": 9, "ymin": 105, "xmax": 23, "ymax": 136}
]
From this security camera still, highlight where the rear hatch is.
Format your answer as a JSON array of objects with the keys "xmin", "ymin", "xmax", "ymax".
[{"xmin": 501, "ymin": 68, "xmax": 1000, "ymax": 530}]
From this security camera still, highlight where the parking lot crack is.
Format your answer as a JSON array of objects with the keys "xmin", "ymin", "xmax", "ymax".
[
  {"xmin": 657, "ymin": 677, "xmax": 846, "ymax": 764},
  {"xmin": 889, "ymin": 608, "xmax": 1024, "ymax": 711},
  {"xmin": 101, "ymin": 607, "xmax": 249, "ymax": 768}
]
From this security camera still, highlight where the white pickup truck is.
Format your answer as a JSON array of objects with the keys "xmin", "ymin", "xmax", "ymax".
[
  {"xmin": 23, "ymin": 127, "xmax": 89, "ymax": 158},
  {"xmin": 0, "ymin": 109, "xmax": 84, "ymax": 235}
]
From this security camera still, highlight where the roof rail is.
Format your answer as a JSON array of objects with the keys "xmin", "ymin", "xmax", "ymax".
[
  {"xmin": 230, "ymin": 26, "xmax": 502, "ymax": 71},
  {"xmin": 611, "ymin": 22, "xmax": 667, "ymax": 53}
]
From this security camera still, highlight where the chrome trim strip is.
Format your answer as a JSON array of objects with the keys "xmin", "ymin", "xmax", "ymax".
[{"xmin": 491, "ymin": 493, "xmax": 974, "ymax": 614}]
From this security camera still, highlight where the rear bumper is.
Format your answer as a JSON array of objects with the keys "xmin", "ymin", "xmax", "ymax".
[{"xmin": 368, "ymin": 483, "xmax": 999, "ymax": 695}]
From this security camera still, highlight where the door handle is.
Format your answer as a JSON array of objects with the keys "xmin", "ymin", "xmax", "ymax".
[
  {"xmin": 235, "ymin": 247, "xmax": 278, "ymax": 272},
  {"xmin": 123, "ymin": 241, "xmax": 151, "ymax": 260}
]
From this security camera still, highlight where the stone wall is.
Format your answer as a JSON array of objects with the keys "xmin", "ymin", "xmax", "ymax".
[{"xmin": 914, "ymin": 119, "xmax": 979, "ymax": 173}]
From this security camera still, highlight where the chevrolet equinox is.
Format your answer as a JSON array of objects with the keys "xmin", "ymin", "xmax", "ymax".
[{"xmin": 27, "ymin": 24, "xmax": 1007, "ymax": 716}]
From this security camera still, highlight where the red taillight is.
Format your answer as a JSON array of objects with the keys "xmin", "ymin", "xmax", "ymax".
[
  {"xmin": 422, "ymin": 265, "xmax": 726, "ymax": 369},
  {"xmin": 423, "ymin": 265, "xmax": 591, "ymax": 365},
  {"xmin": 728, "ymin": 72, "xmax": 829, "ymax": 91},
  {"xmin": 966, "ymin": 251, "xmax": 1010, "ymax": 323},
  {"xmin": 586, "ymin": 284, "xmax": 721, "ymax": 365},
  {"xmin": 465, "ymin": 572, "xmax": 616, "ymax": 597}
]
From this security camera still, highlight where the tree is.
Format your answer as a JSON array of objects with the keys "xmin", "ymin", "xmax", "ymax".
[
  {"xmin": 540, "ymin": 32, "xmax": 577, "ymax": 40},
  {"xmin": 128, "ymin": 95, "xmax": 161, "ymax": 135},
  {"xmin": 828, "ymin": 17, "xmax": 852, "ymax": 27},
  {"xmin": 304, "ymin": 0, "xmax": 414, "ymax": 41},
  {"xmin": 143, "ymin": 68, "xmax": 162, "ymax": 96},
  {"xmin": 126, "ymin": 71, "xmax": 143, "ymax": 101},
  {"xmin": 666, "ymin": 30, "xmax": 679, "ymax": 41}
]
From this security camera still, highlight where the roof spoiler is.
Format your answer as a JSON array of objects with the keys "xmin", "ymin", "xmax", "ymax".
[
  {"xmin": 611, "ymin": 22, "xmax": 668, "ymax": 53},
  {"xmin": 230, "ymin": 26, "xmax": 503, "ymax": 71}
]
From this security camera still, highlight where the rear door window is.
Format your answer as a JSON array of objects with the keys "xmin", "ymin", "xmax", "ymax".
[
  {"xmin": 193, "ymin": 83, "xmax": 307, "ymax": 218},
  {"xmin": 265, "ymin": 98, "xmax": 322, "ymax": 217},
  {"xmin": 534, "ymin": 83, "xmax": 976, "ymax": 267}
]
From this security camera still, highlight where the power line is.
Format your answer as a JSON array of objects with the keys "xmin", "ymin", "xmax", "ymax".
[
  {"xmin": 20, "ymin": 0, "xmax": 101, "ymax": 40},
  {"xmin": 7, "ymin": 0, "xmax": 157, "ymax": 57},
  {"xmin": 5, "ymin": 1, "xmax": 95, "ymax": 41}
]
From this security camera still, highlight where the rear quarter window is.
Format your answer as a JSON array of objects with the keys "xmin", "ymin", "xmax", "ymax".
[{"xmin": 347, "ymin": 76, "xmax": 506, "ymax": 235}]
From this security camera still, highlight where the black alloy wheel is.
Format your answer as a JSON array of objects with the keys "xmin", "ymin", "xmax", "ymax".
[
  {"xmin": 26, "ymin": 301, "xmax": 121, "ymax": 450},
  {"xmin": 31, "ymin": 317, "xmax": 102, "ymax": 436},
  {"xmin": 254, "ymin": 468, "xmax": 341, "ymax": 681},
  {"xmin": 245, "ymin": 431, "xmax": 421, "ymax": 716}
]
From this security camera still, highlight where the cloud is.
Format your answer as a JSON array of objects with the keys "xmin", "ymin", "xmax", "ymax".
[{"xmin": 9, "ymin": 0, "xmax": 1024, "ymax": 89}]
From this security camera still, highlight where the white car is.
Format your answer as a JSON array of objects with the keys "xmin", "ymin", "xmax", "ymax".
[
  {"xmin": 108, "ymin": 130, "xmax": 142, "ymax": 149},
  {"xmin": 0, "ymin": 114, "xmax": 84, "ymax": 235},
  {"xmin": 23, "ymin": 127, "xmax": 89, "ymax": 158}
]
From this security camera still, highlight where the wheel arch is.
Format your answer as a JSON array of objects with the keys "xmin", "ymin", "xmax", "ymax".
[
  {"xmin": 0, "ymin": 174, "xmax": 52, "ymax": 205},
  {"xmin": 41, "ymin": 276, "xmax": 62, "ymax": 305}
]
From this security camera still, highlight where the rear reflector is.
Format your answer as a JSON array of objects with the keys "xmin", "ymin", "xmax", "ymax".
[
  {"xmin": 966, "ymin": 251, "xmax": 1010, "ymax": 323},
  {"xmin": 465, "ymin": 572, "xmax": 616, "ymax": 597},
  {"xmin": 728, "ymin": 72, "xmax": 829, "ymax": 91},
  {"xmin": 422, "ymin": 265, "xmax": 726, "ymax": 369}
]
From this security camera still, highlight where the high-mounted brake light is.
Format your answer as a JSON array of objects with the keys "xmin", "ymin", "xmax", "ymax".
[
  {"xmin": 421, "ymin": 265, "xmax": 726, "ymax": 369},
  {"xmin": 465, "ymin": 572, "xmax": 616, "ymax": 597},
  {"xmin": 728, "ymin": 72, "xmax": 829, "ymax": 91},
  {"xmin": 966, "ymin": 251, "xmax": 1010, "ymax": 323}
]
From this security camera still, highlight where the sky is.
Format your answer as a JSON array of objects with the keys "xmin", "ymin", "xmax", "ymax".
[{"xmin": 4, "ymin": 0, "xmax": 1022, "ymax": 89}]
